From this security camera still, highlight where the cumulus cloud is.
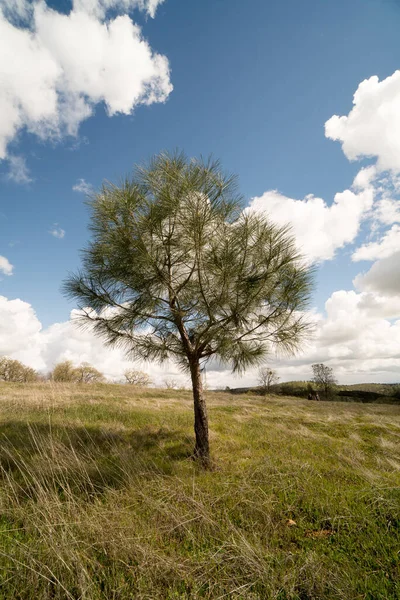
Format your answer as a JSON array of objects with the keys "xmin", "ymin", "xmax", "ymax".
[
  {"xmin": 6, "ymin": 155, "xmax": 32, "ymax": 184},
  {"xmin": 352, "ymin": 165, "xmax": 377, "ymax": 190},
  {"xmin": 0, "ymin": 295, "xmax": 188, "ymax": 384},
  {"xmin": 246, "ymin": 183, "xmax": 374, "ymax": 263},
  {"xmin": 314, "ymin": 290, "xmax": 400, "ymax": 375},
  {"xmin": 73, "ymin": 178, "xmax": 93, "ymax": 194},
  {"xmin": 323, "ymin": 70, "xmax": 400, "ymax": 322},
  {"xmin": 325, "ymin": 71, "xmax": 400, "ymax": 173},
  {"xmin": 49, "ymin": 224, "xmax": 65, "ymax": 239},
  {"xmin": 255, "ymin": 289, "xmax": 400, "ymax": 384},
  {"xmin": 0, "ymin": 255, "xmax": 14, "ymax": 275},
  {"xmin": 2, "ymin": 290, "xmax": 400, "ymax": 387},
  {"xmin": 352, "ymin": 224, "xmax": 400, "ymax": 262},
  {"xmin": 0, "ymin": 296, "xmax": 42, "ymax": 364},
  {"xmin": 353, "ymin": 252, "xmax": 400, "ymax": 297},
  {"xmin": 245, "ymin": 72, "xmax": 400, "ymax": 267},
  {"xmin": 0, "ymin": 0, "xmax": 172, "ymax": 160}
]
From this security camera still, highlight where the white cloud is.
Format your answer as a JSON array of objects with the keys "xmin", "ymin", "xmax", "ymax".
[
  {"xmin": 314, "ymin": 290, "xmax": 400, "ymax": 376},
  {"xmin": 0, "ymin": 255, "xmax": 14, "ymax": 275},
  {"xmin": 0, "ymin": 295, "xmax": 188, "ymax": 384},
  {"xmin": 323, "ymin": 70, "xmax": 400, "ymax": 317},
  {"xmin": 72, "ymin": 0, "xmax": 165, "ymax": 19},
  {"xmin": 73, "ymin": 178, "xmax": 93, "ymax": 194},
  {"xmin": 246, "ymin": 182, "xmax": 373, "ymax": 263},
  {"xmin": 0, "ymin": 0, "xmax": 166, "ymax": 25},
  {"xmin": 352, "ymin": 165, "xmax": 377, "ymax": 190},
  {"xmin": 253, "ymin": 289, "xmax": 400, "ymax": 384},
  {"xmin": 352, "ymin": 224, "xmax": 400, "ymax": 262},
  {"xmin": 353, "ymin": 252, "xmax": 400, "ymax": 297},
  {"xmin": 1, "ymin": 290, "xmax": 400, "ymax": 387},
  {"xmin": 325, "ymin": 71, "xmax": 400, "ymax": 173},
  {"xmin": 0, "ymin": 296, "xmax": 42, "ymax": 363},
  {"xmin": 375, "ymin": 198, "xmax": 400, "ymax": 225},
  {"xmin": 0, "ymin": 0, "xmax": 172, "ymax": 160},
  {"xmin": 369, "ymin": 173, "xmax": 400, "ymax": 225},
  {"xmin": 6, "ymin": 155, "xmax": 32, "ymax": 184},
  {"xmin": 49, "ymin": 224, "xmax": 65, "ymax": 239}
]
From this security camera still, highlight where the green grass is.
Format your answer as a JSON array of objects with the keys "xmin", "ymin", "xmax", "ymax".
[{"xmin": 0, "ymin": 382, "xmax": 399, "ymax": 599}]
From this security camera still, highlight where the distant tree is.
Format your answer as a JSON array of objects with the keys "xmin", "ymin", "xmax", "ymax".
[
  {"xmin": 311, "ymin": 363, "xmax": 337, "ymax": 398},
  {"xmin": 163, "ymin": 377, "xmax": 178, "ymax": 390},
  {"xmin": 51, "ymin": 360, "xmax": 78, "ymax": 382},
  {"xmin": 75, "ymin": 362, "xmax": 105, "ymax": 383},
  {"xmin": 64, "ymin": 151, "xmax": 313, "ymax": 465},
  {"xmin": 0, "ymin": 357, "xmax": 39, "ymax": 383},
  {"xmin": 124, "ymin": 369, "xmax": 151, "ymax": 386},
  {"xmin": 258, "ymin": 366, "xmax": 279, "ymax": 395},
  {"xmin": 21, "ymin": 366, "xmax": 39, "ymax": 383}
]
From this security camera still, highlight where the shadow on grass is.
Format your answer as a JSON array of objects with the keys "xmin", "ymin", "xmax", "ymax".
[{"xmin": 0, "ymin": 421, "xmax": 193, "ymax": 501}]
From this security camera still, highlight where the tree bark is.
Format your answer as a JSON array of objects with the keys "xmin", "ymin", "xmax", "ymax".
[{"xmin": 189, "ymin": 358, "xmax": 210, "ymax": 465}]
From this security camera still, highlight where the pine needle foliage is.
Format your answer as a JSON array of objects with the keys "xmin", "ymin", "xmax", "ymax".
[{"xmin": 63, "ymin": 151, "xmax": 314, "ymax": 462}]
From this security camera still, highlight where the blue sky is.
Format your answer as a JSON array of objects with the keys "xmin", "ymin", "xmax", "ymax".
[{"xmin": 1, "ymin": 0, "xmax": 400, "ymax": 385}]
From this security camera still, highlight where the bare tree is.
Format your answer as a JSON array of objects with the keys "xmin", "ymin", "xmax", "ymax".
[
  {"xmin": 258, "ymin": 366, "xmax": 279, "ymax": 395},
  {"xmin": 311, "ymin": 363, "xmax": 337, "ymax": 399},
  {"xmin": 124, "ymin": 369, "xmax": 152, "ymax": 386},
  {"xmin": 163, "ymin": 377, "xmax": 179, "ymax": 390}
]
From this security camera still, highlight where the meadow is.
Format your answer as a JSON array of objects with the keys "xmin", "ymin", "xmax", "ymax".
[{"xmin": 0, "ymin": 382, "xmax": 399, "ymax": 599}]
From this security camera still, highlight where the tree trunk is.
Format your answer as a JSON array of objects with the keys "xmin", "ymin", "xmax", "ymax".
[{"xmin": 189, "ymin": 358, "xmax": 210, "ymax": 465}]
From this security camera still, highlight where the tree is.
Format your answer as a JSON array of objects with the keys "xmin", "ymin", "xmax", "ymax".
[
  {"xmin": 51, "ymin": 360, "xmax": 78, "ymax": 382},
  {"xmin": 75, "ymin": 362, "xmax": 105, "ymax": 383},
  {"xmin": 163, "ymin": 377, "xmax": 178, "ymax": 390},
  {"xmin": 64, "ymin": 152, "xmax": 313, "ymax": 465},
  {"xmin": 258, "ymin": 366, "xmax": 279, "ymax": 395},
  {"xmin": 51, "ymin": 360, "xmax": 104, "ymax": 383},
  {"xmin": 0, "ymin": 357, "xmax": 38, "ymax": 382},
  {"xmin": 124, "ymin": 369, "xmax": 152, "ymax": 386},
  {"xmin": 21, "ymin": 365, "xmax": 39, "ymax": 383},
  {"xmin": 311, "ymin": 363, "xmax": 337, "ymax": 398}
]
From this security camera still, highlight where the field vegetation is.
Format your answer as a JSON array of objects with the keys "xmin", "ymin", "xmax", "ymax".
[{"xmin": 0, "ymin": 382, "xmax": 399, "ymax": 599}]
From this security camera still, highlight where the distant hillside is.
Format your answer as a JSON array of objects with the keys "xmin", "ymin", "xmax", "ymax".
[
  {"xmin": 224, "ymin": 380, "xmax": 400, "ymax": 403},
  {"xmin": 341, "ymin": 382, "xmax": 399, "ymax": 394}
]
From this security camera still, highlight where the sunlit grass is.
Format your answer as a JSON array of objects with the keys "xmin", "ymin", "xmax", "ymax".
[{"xmin": 0, "ymin": 382, "xmax": 399, "ymax": 599}]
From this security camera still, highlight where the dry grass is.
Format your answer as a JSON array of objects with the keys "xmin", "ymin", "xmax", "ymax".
[{"xmin": 0, "ymin": 382, "xmax": 399, "ymax": 599}]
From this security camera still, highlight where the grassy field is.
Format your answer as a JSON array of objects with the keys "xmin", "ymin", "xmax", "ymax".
[{"xmin": 0, "ymin": 383, "xmax": 399, "ymax": 599}]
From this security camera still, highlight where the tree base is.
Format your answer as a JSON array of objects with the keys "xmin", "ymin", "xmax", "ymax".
[{"xmin": 192, "ymin": 447, "xmax": 214, "ymax": 470}]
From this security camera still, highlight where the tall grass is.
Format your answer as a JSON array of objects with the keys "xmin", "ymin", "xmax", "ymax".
[{"xmin": 0, "ymin": 382, "xmax": 399, "ymax": 599}]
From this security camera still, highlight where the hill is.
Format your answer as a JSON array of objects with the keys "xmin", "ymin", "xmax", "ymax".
[
  {"xmin": 0, "ymin": 382, "xmax": 399, "ymax": 599},
  {"xmin": 227, "ymin": 381, "xmax": 400, "ymax": 403}
]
